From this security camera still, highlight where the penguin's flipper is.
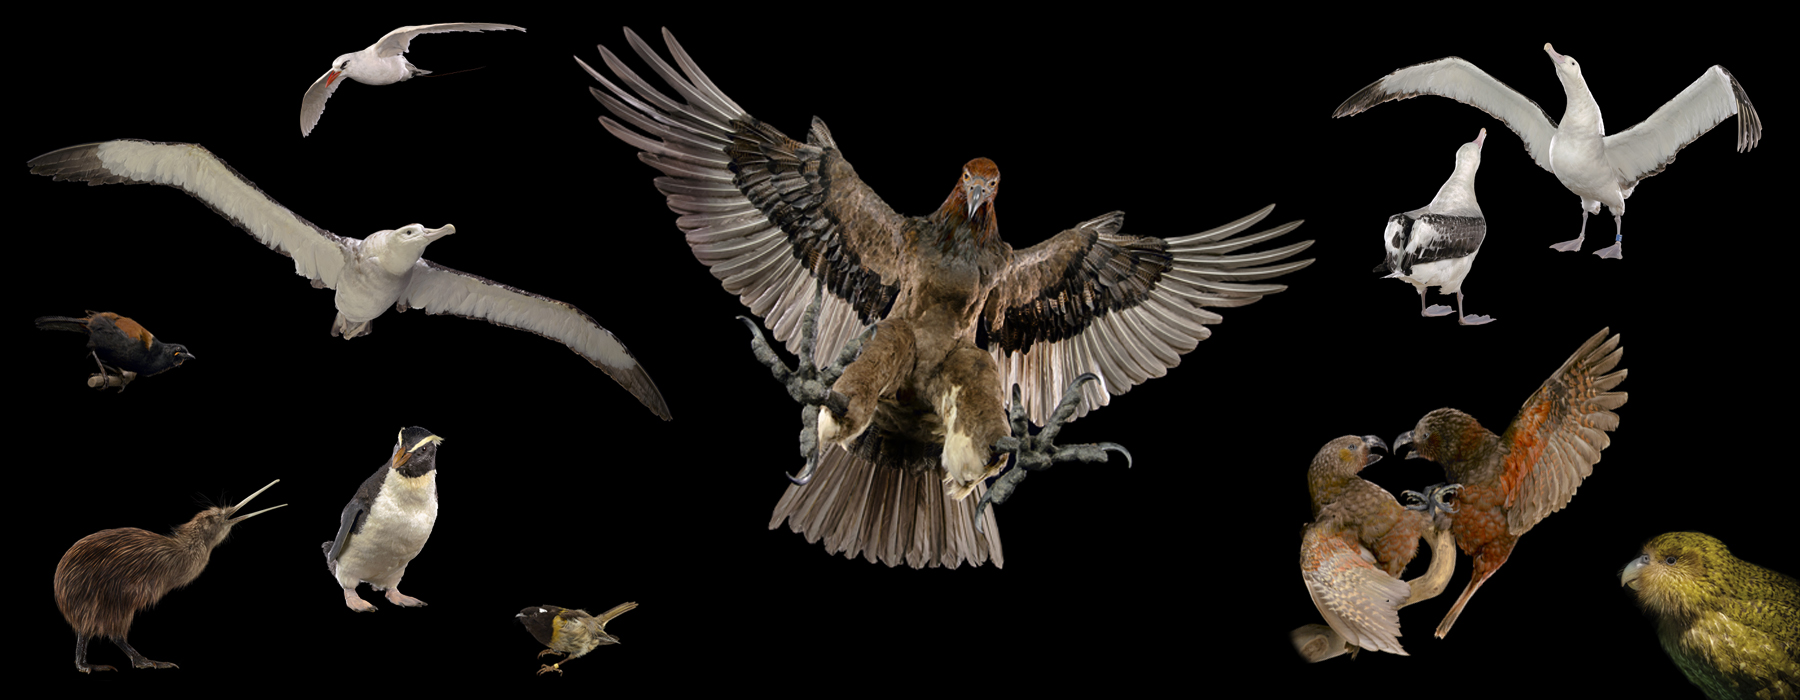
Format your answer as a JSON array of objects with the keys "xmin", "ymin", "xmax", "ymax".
[{"xmin": 327, "ymin": 465, "xmax": 386, "ymax": 561}]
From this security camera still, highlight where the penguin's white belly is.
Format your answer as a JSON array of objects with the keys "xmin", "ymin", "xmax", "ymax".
[{"xmin": 338, "ymin": 470, "xmax": 437, "ymax": 587}]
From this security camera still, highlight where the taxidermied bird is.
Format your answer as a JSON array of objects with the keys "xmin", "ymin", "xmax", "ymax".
[
  {"xmin": 1334, "ymin": 43, "xmax": 1761, "ymax": 259},
  {"xmin": 517, "ymin": 602, "xmax": 638, "ymax": 675},
  {"xmin": 324, "ymin": 427, "xmax": 444, "ymax": 612},
  {"xmin": 1395, "ymin": 327, "xmax": 1627, "ymax": 638},
  {"xmin": 301, "ymin": 23, "xmax": 524, "ymax": 136},
  {"xmin": 34, "ymin": 311, "xmax": 193, "ymax": 391},
  {"xmin": 1373, "ymin": 129, "xmax": 1493, "ymax": 325},
  {"xmin": 54, "ymin": 480, "xmax": 284, "ymax": 673},
  {"xmin": 27, "ymin": 140, "xmax": 670, "ymax": 420},
  {"xmin": 1622, "ymin": 532, "xmax": 1798, "ymax": 700},
  {"xmin": 582, "ymin": 27, "xmax": 1313, "ymax": 568}
]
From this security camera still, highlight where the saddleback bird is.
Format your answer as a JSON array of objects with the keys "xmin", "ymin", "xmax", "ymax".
[
  {"xmin": 517, "ymin": 602, "xmax": 638, "ymax": 675},
  {"xmin": 1297, "ymin": 435, "xmax": 1456, "ymax": 659},
  {"xmin": 55, "ymin": 480, "xmax": 284, "ymax": 673},
  {"xmin": 1396, "ymin": 327, "xmax": 1627, "ymax": 637},
  {"xmin": 1374, "ymin": 129, "xmax": 1493, "ymax": 325},
  {"xmin": 1622, "ymin": 532, "xmax": 1799, "ymax": 700},
  {"xmin": 27, "ymin": 140, "xmax": 669, "ymax": 420},
  {"xmin": 582, "ymin": 28, "xmax": 1313, "ymax": 568},
  {"xmin": 35, "ymin": 311, "xmax": 192, "ymax": 391},
  {"xmin": 325, "ymin": 427, "xmax": 444, "ymax": 612},
  {"xmin": 301, "ymin": 23, "xmax": 524, "ymax": 136},
  {"xmin": 1334, "ymin": 44, "xmax": 1761, "ymax": 259}
]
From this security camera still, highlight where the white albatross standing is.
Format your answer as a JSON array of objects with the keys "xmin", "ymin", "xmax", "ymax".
[
  {"xmin": 26, "ymin": 139, "xmax": 670, "ymax": 421},
  {"xmin": 1334, "ymin": 43, "xmax": 1762, "ymax": 259},
  {"xmin": 301, "ymin": 23, "xmax": 524, "ymax": 136},
  {"xmin": 1375, "ymin": 129, "xmax": 1492, "ymax": 325}
]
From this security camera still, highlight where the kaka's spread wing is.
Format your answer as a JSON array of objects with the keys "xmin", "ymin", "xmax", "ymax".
[{"xmin": 1498, "ymin": 328, "xmax": 1627, "ymax": 536}]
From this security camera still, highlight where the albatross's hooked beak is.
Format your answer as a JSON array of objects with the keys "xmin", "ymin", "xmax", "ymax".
[
  {"xmin": 226, "ymin": 479, "xmax": 286, "ymax": 525},
  {"xmin": 1544, "ymin": 43, "xmax": 1565, "ymax": 65},
  {"xmin": 423, "ymin": 224, "xmax": 455, "ymax": 240},
  {"xmin": 1474, "ymin": 128, "xmax": 1487, "ymax": 149}
]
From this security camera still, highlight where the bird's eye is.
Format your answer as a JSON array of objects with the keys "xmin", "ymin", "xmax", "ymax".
[{"xmin": 1664, "ymin": 555, "xmax": 1677, "ymax": 565}]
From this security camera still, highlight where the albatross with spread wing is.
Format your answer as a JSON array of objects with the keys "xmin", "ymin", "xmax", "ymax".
[
  {"xmin": 582, "ymin": 28, "xmax": 1314, "ymax": 567},
  {"xmin": 27, "ymin": 139, "xmax": 670, "ymax": 420},
  {"xmin": 1335, "ymin": 43, "xmax": 1761, "ymax": 259}
]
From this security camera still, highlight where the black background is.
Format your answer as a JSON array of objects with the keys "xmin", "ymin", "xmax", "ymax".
[{"xmin": 20, "ymin": 8, "xmax": 1790, "ymax": 695}]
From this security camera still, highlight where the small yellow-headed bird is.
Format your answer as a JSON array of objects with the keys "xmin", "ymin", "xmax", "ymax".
[
  {"xmin": 1622, "ymin": 532, "xmax": 1798, "ymax": 700},
  {"xmin": 516, "ymin": 602, "xmax": 637, "ymax": 676}
]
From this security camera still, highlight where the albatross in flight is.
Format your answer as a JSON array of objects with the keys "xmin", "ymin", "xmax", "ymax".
[
  {"xmin": 26, "ymin": 139, "xmax": 670, "ymax": 420},
  {"xmin": 582, "ymin": 28, "xmax": 1313, "ymax": 568},
  {"xmin": 1334, "ymin": 43, "xmax": 1762, "ymax": 259},
  {"xmin": 301, "ymin": 23, "xmax": 524, "ymax": 136}
]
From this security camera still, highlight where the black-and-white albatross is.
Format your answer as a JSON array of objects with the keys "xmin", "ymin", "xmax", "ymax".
[
  {"xmin": 26, "ymin": 139, "xmax": 670, "ymax": 420},
  {"xmin": 1375, "ymin": 129, "xmax": 1492, "ymax": 326},
  {"xmin": 1334, "ymin": 43, "xmax": 1761, "ymax": 260}
]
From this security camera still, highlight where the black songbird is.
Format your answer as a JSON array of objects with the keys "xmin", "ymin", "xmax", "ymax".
[
  {"xmin": 54, "ymin": 480, "xmax": 284, "ymax": 673},
  {"xmin": 34, "ymin": 311, "xmax": 193, "ymax": 391},
  {"xmin": 324, "ymin": 427, "xmax": 444, "ymax": 612},
  {"xmin": 516, "ymin": 602, "xmax": 638, "ymax": 675}
]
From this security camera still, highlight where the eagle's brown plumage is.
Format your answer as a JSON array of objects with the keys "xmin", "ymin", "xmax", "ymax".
[{"xmin": 584, "ymin": 27, "xmax": 1313, "ymax": 568}]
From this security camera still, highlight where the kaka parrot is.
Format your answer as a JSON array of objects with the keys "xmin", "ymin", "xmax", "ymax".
[{"xmin": 1396, "ymin": 327, "xmax": 1627, "ymax": 638}]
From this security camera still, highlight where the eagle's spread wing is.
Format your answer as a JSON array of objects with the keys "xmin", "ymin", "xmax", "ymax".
[
  {"xmin": 1497, "ymin": 328, "xmax": 1627, "ymax": 536},
  {"xmin": 580, "ymin": 27, "xmax": 906, "ymax": 367},
  {"xmin": 26, "ymin": 139, "xmax": 356, "ymax": 287},
  {"xmin": 983, "ymin": 206, "xmax": 1311, "ymax": 424}
]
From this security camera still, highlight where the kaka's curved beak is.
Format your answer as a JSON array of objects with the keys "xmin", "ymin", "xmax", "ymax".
[
  {"xmin": 227, "ymin": 479, "xmax": 286, "ymax": 525},
  {"xmin": 1362, "ymin": 434, "xmax": 1389, "ymax": 466},
  {"xmin": 1394, "ymin": 431, "xmax": 1419, "ymax": 459},
  {"xmin": 1620, "ymin": 553, "xmax": 1648, "ymax": 590}
]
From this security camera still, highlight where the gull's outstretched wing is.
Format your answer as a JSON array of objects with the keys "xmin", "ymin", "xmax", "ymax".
[
  {"xmin": 1334, "ymin": 57, "xmax": 1558, "ymax": 174},
  {"xmin": 27, "ymin": 139, "xmax": 356, "ymax": 287},
  {"xmin": 373, "ymin": 23, "xmax": 525, "ymax": 58},
  {"xmin": 400, "ymin": 260, "xmax": 671, "ymax": 420},
  {"xmin": 1604, "ymin": 65, "xmax": 1761, "ymax": 188},
  {"xmin": 983, "ymin": 206, "xmax": 1311, "ymax": 424}
]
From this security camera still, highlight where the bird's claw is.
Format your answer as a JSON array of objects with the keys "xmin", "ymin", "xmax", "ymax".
[
  {"xmin": 536, "ymin": 664, "xmax": 564, "ymax": 676},
  {"xmin": 1403, "ymin": 483, "xmax": 1462, "ymax": 516},
  {"xmin": 973, "ymin": 375, "xmax": 1130, "ymax": 532},
  {"xmin": 742, "ymin": 285, "xmax": 872, "ymax": 485}
]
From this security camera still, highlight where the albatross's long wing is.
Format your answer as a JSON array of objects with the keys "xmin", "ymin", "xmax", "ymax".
[
  {"xmin": 301, "ymin": 68, "xmax": 347, "ymax": 137},
  {"xmin": 26, "ymin": 140, "xmax": 355, "ymax": 287},
  {"xmin": 1603, "ymin": 65, "xmax": 1761, "ymax": 188},
  {"xmin": 400, "ymin": 260, "xmax": 671, "ymax": 420},
  {"xmin": 983, "ymin": 206, "xmax": 1312, "ymax": 424},
  {"xmin": 373, "ymin": 23, "xmax": 525, "ymax": 58},
  {"xmin": 579, "ymin": 27, "xmax": 908, "ymax": 367},
  {"xmin": 1333, "ymin": 57, "xmax": 1558, "ymax": 174}
]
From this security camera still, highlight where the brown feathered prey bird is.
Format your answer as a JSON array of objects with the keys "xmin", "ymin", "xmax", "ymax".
[
  {"xmin": 580, "ymin": 28, "xmax": 1314, "ymax": 568},
  {"xmin": 1395, "ymin": 327, "xmax": 1627, "ymax": 638},
  {"xmin": 1298, "ymin": 435, "xmax": 1451, "ymax": 657},
  {"xmin": 54, "ymin": 480, "xmax": 284, "ymax": 673}
]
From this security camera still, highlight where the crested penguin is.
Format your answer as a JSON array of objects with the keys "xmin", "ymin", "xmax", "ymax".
[{"xmin": 323, "ymin": 427, "xmax": 443, "ymax": 612}]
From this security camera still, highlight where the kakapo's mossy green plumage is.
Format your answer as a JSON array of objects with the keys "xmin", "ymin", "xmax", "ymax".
[{"xmin": 1623, "ymin": 532, "xmax": 1798, "ymax": 700}]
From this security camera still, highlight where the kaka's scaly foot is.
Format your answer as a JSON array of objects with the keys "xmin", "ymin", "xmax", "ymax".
[
  {"xmin": 973, "ymin": 374, "xmax": 1131, "ymax": 533},
  {"xmin": 1403, "ymin": 482, "xmax": 1463, "ymax": 518},
  {"xmin": 739, "ymin": 286, "xmax": 875, "ymax": 485}
]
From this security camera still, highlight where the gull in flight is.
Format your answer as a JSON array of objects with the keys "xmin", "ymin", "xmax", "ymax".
[{"xmin": 301, "ymin": 23, "xmax": 524, "ymax": 136}]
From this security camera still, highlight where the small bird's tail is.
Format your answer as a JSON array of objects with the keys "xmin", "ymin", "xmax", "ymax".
[
  {"xmin": 34, "ymin": 316, "xmax": 90, "ymax": 333},
  {"xmin": 594, "ymin": 601, "xmax": 637, "ymax": 624}
]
